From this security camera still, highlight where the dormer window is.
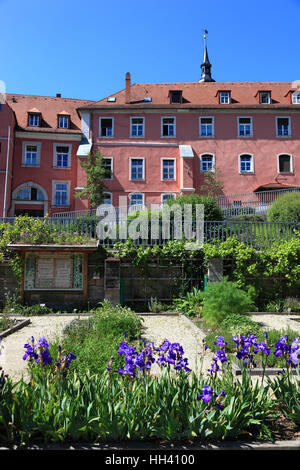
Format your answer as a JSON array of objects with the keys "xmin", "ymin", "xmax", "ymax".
[
  {"xmin": 219, "ymin": 91, "xmax": 230, "ymax": 104},
  {"xmin": 292, "ymin": 91, "xmax": 300, "ymax": 104},
  {"xmin": 58, "ymin": 115, "xmax": 70, "ymax": 129},
  {"xmin": 28, "ymin": 113, "xmax": 40, "ymax": 127},
  {"xmin": 259, "ymin": 91, "xmax": 271, "ymax": 104},
  {"xmin": 170, "ymin": 90, "xmax": 182, "ymax": 104}
]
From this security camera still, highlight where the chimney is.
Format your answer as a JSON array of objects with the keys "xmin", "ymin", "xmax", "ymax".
[
  {"xmin": 125, "ymin": 72, "xmax": 131, "ymax": 104},
  {"xmin": 56, "ymin": 93, "xmax": 61, "ymax": 98}
]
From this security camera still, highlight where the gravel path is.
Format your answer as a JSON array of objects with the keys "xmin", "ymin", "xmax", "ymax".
[
  {"xmin": 139, "ymin": 314, "xmax": 216, "ymax": 376},
  {"xmin": 0, "ymin": 315, "xmax": 79, "ymax": 382}
]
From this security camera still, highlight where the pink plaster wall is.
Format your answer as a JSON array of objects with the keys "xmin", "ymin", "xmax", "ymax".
[
  {"xmin": 11, "ymin": 137, "xmax": 81, "ymax": 215},
  {"xmin": 91, "ymin": 111, "xmax": 300, "ymax": 203}
]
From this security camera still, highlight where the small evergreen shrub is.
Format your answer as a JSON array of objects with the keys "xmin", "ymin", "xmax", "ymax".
[{"xmin": 201, "ymin": 279, "xmax": 255, "ymax": 327}]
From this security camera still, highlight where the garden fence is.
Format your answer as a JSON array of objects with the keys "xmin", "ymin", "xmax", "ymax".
[{"xmin": 0, "ymin": 217, "xmax": 299, "ymax": 249}]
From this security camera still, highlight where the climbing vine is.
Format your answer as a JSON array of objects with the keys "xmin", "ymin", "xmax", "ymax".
[
  {"xmin": 108, "ymin": 239, "xmax": 207, "ymax": 279},
  {"xmin": 202, "ymin": 233, "xmax": 300, "ymax": 307}
]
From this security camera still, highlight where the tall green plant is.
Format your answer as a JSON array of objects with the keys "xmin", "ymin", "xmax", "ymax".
[
  {"xmin": 201, "ymin": 279, "xmax": 255, "ymax": 327},
  {"xmin": 74, "ymin": 150, "xmax": 110, "ymax": 209}
]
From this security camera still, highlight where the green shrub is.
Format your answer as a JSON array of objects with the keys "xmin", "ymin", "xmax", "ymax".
[
  {"xmin": 267, "ymin": 192, "xmax": 300, "ymax": 222},
  {"xmin": 148, "ymin": 297, "xmax": 171, "ymax": 313},
  {"xmin": 221, "ymin": 313, "xmax": 263, "ymax": 337},
  {"xmin": 167, "ymin": 193, "xmax": 223, "ymax": 221},
  {"xmin": 172, "ymin": 287, "xmax": 204, "ymax": 317},
  {"xmin": 201, "ymin": 279, "xmax": 255, "ymax": 327},
  {"xmin": 56, "ymin": 301, "xmax": 143, "ymax": 376},
  {"xmin": 282, "ymin": 297, "xmax": 300, "ymax": 312}
]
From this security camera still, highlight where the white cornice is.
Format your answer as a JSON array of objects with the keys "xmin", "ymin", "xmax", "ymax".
[
  {"xmin": 88, "ymin": 106, "xmax": 300, "ymax": 114},
  {"xmin": 94, "ymin": 141, "xmax": 178, "ymax": 147}
]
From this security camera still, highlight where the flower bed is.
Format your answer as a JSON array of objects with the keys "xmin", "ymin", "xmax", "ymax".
[{"xmin": 0, "ymin": 304, "xmax": 299, "ymax": 445}]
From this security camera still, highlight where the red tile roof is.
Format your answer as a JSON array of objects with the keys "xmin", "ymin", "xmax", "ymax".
[
  {"xmin": 80, "ymin": 81, "xmax": 300, "ymax": 109},
  {"xmin": 7, "ymin": 94, "xmax": 94, "ymax": 133}
]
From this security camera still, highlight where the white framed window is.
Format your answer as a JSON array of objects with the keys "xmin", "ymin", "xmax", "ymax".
[
  {"xmin": 53, "ymin": 143, "xmax": 72, "ymax": 168},
  {"xmin": 161, "ymin": 193, "xmax": 176, "ymax": 204},
  {"xmin": 103, "ymin": 192, "xmax": 113, "ymax": 204},
  {"xmin": 238, "ymin": 117, "xmax": 253, "ymax": 137},
  {"xmin": 130, "ymin": 158, "xmax": 145, "ymax": 180},
  {"xmin": 52, "ymin": 181, "xmax": 70, "ymax": 206},
  {"xmin": 239, "ymin": 154, "xmax": 254, "ymax": 173},
  {"xmin": 161, "ymin": 117, "xmax": 176, "ymax": 137},
  {"xmin": 129, "ymin": 192, "xmax": 144, "ymax": 207},
  {"xmin": 28, "ymin": 114, "xmax": 40, "ymax": 126},
  {"xmin": 278, "ymin": 154, "xmax": 293, "ymax": 173},
  {"xmin": 161, "ymin": 158, "xmax": 176, "ymax": 180},
  {"xmin": 292, "ymin": 91, "xmax": 300, "ymax": 104},
  {"xmin": 276, "ymin": 117, "xmax": 291, "ymax": 137},
  {"xmin": 219, "ymin": 91, "xmax": 230, "ymax": 104},
  {"xmin": 130, "ymin": 117, "xmax": 145, "ymax": 137},
  {"xmin": 200, "ymin": 154, "xmax": 215, "ymax": 173},
  {"xmin": 16, "ymin": 186, "xmax": 44, "ymax": 201},
  {"xmin": 102, "ymin": 157, "xmax": 113, "ymax": 180},
  {"xmin": 58, "ymin": 115, "xmax": 70, "ymax": 129},
  {"xmin": 99, "ymin": 117, "xmax": 114, "ymax": 137},
  {"xmin": 199, "ymin": 117, "xmax": 214, "ymax": 137},
  {"xmin": 259, "ymin": 92, "xmax": 271, "ymax": 104},
  {"xmin": 22, "ymin": 142, "xmax": 41, "ymax": 166}
]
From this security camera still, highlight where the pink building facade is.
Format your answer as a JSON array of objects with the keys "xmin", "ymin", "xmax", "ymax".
[
  {"xmin": 1, "ymin": 45, "xmax": 300, "ymax": 217},
  {"xmin": 79, "ymin": 74, "xmax": 300, "ymax": 210}
]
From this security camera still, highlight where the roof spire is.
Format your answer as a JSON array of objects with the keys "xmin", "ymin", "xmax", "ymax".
[{"xmin": 199, "ymin": 30, "xmax": 215, "ymax": 83}]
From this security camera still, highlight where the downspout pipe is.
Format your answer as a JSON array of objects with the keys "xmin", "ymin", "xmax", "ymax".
[{"xmin": 3, "ymin": 125, "xmax": 11, "ymax": 218}]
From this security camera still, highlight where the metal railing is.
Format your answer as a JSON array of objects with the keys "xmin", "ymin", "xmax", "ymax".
[
  {"xmin": 51, "ymin": 187, "xmax": 300, "ymax": 219},
  {"xmin": 1, "ymin": 217, "xmax": 298, "ymax": 249},
  {"xmin": 218, "ymin": 187, "xmax": 300, "ymax": 216}
]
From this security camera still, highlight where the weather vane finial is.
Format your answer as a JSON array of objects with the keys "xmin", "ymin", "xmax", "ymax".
[{"xmin": 204, "ymin": 29, "xmax": 208, "ymax": 39}]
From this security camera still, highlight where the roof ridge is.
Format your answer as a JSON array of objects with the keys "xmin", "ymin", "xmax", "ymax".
[{"xmin": 6, "ymin": 93, "xmax": 95, "ymax": 102}]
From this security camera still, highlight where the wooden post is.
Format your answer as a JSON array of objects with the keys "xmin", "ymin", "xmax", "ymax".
[
  {"xmin": 20, "ymin": 251, "xmax": 25, "ymax": 304},
  {"xmin": 83, "ymin": 252, "xmax": 88, "ymax": 305}
]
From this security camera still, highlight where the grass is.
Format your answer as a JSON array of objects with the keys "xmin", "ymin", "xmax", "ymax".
[{"xmin": 0, "ymin": 315, "xmax": 16, "ymax": 332}]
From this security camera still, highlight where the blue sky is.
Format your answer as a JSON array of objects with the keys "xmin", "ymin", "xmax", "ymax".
[{"xmin": 1, "ymin": 0, "xmax": 300, "ymax": 101}]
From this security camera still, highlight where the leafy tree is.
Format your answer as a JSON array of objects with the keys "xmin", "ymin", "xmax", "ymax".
[
  {"xmin": 74, "ymin": 150, "xmax": 111, "ymax": 209},
  {"xmin": 199, "ymin": 168, "xmax": 224, "ymax": 198}
]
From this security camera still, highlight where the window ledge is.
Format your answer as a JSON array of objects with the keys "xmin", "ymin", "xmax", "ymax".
[
  {"xmin": 21, "ymin": 164, "xmax": 40, "ymax": 168},
  {"xmin": 53, "ymin": 166, "xmax": 71, "ymax": 170}
]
